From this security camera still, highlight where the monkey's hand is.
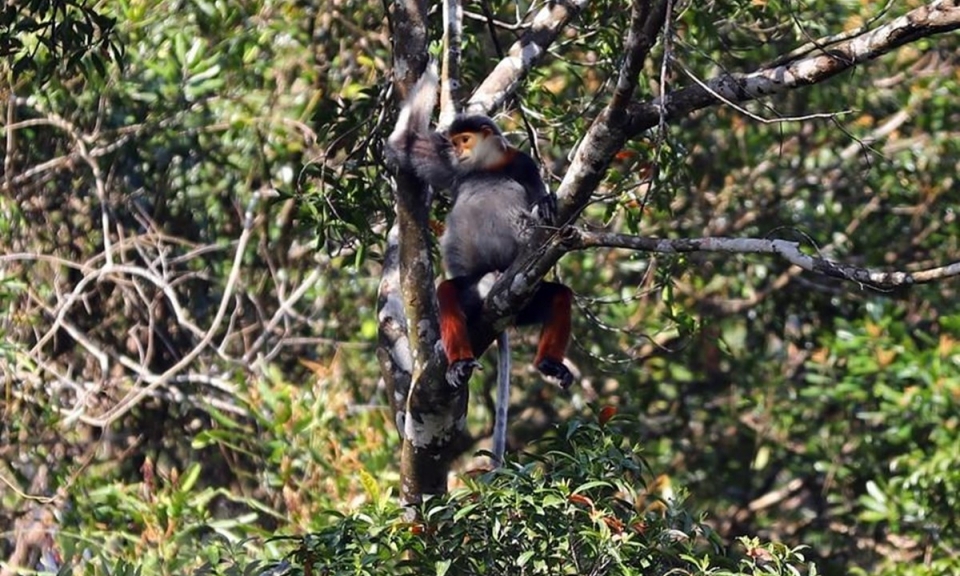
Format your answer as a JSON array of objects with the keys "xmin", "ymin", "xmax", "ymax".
[
  {"xmin": 537, "ymin": 358, "xmax": 574, "ymax": 390},
  {"xmin": 531, "ymin": 192, "xmax": 558, "ymax": 226},
  {"xmin": 447, "ymin": 358, "xmax": 483, "ymax": 388}
]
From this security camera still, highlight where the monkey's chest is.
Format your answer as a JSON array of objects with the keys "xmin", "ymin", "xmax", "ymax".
[{"xmin": 440, "ymin": 187, "xmax": 530, "ymax": 278}]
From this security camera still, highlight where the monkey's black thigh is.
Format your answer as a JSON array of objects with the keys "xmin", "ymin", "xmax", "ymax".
[
  {"xmin": 515, "ymin": 281, "xmax": 569, "ymax": 326},
  {"xmin": 449, "ymin": 275, "xmax": 485, "ymax": 321}
]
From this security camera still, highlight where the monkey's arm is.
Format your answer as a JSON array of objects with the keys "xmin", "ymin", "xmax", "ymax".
[
  {"xmin": 507, "ymin": 149, "xmax": 557, "ymax": 225},
  {"xmin": 385, "ymin": 65, "xmax": 458, "ymax": 190},
  {"xmin": 387, "ymin": 131, "xmax": 458, "ymax": 191}
]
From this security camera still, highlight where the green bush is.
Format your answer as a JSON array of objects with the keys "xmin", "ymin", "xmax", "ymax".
[{"xmin": 255, "ymin": 417, "xmax": 819, "ymax": 576}]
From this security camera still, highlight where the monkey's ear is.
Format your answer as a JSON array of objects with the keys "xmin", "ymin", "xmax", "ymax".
[{"xmin": 480, "ymin": 126, "xmax": 494, "ymax": 137}]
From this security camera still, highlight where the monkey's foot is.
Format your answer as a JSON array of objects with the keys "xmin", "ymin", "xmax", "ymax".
[
  {"xmin": 537, "ymin": 358, "xmax": 574, "ymax": 389},
  {"xmin": 447, "ymin": 359, "xmax": 482, "ymax": 388}
]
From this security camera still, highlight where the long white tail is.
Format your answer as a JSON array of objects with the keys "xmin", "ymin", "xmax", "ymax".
[
  {"xmin": 492, "ymin": 330, "xmax": 511, "ymax": 467},
  {"xmin": 388, "ymin": 61, "xmax": 439, "ymax": 148}
]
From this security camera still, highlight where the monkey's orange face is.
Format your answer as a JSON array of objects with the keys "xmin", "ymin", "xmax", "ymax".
[
  {"xmin": 450, "ymin": 132, "xmax": 478, "ymax": 161},
  {"xmin": 450, "ymin": 127, "xmax": 504, "ymax": 169}
]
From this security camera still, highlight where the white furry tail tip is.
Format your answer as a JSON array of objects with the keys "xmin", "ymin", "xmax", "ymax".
[{"xmin": 388, "ymin": 61, "xmax": 440, "ymax": 146}]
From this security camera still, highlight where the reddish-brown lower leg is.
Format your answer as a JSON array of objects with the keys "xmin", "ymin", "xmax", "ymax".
[
  {"xmin": 528, "ymin": 283, "xmax": 574, "ymax": 388},
  {"xmin": 534, "ymin": 284, "xmax": 572, "ymax": 367},
  {"xmin": 437, "ymin": 279, "xmax": 474, "ymax": 363}
]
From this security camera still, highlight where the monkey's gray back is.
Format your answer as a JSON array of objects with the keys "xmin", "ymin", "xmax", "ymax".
[{"xmin": 441, "ymin": 174, "xmax": 531, "ymax": 278}]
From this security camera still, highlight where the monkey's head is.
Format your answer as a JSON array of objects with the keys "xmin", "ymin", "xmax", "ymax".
[{"xmin": 447, "ymin": 115, "xmax": 508, "ymax": 170}]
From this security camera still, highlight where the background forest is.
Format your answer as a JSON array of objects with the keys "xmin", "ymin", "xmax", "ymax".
[{"xmin": 2, "ymin": 0, "xmax": 959, "ymax": 574}]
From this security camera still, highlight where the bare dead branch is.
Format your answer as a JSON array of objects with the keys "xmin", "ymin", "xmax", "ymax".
[
  {"xmin": 242, "ymin": 268, "xmax": 323, "ymax": 364},
  {"xmin": 62, "ymin": 188, "xmax": 276, "ymax": 427},
  {"xmin": 575, "ymin": 230, "xmax": 960, "ymax": 289},
  {"xmin": 24, "ymin": 258, "xmax": 205, "ymax": 360},
  {"xmin": 4, "ymin": 109, "xmax": 118, "ymax": 265}
]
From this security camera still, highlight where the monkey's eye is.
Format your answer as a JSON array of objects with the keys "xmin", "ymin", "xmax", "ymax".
[{"xmin": 451, "ymin": 133, "xmax": 474, "ymax": 156}]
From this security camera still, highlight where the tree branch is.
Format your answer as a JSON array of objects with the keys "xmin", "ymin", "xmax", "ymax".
[
  {"xmin": 556, "ymin": 0, "xmax": 670, "ymax": 223},
  {"xmin": 439, "ymin": 0, "xmax": 464, "ymax": 127},
  {"xmin": 465, "ymin": 0, "xmax": 592, "ymax": 115},
  {"xmin": 575, "ymin": 230, "xmax": 960, "ymax": 289},
  {"xmin": 381, "ymin": 0, "xmax": 471, "ymax": 504},
  {"xmin": 623, "ymin": 0, "xmax": 960, "ymax": 137}
]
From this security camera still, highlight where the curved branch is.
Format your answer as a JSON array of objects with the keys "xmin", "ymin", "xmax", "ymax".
[{"xmin": 73, "ymin": 188, "xmax": 276, "ymax": 427}]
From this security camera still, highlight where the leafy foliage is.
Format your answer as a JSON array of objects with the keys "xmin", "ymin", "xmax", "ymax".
[
  {"xmin": 264, "ymin": 418, "xmax": 817, "ymax": 576},
  {"xmin": 1, "ymin": 0, "xmax": 122, "ymax": 78}
]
